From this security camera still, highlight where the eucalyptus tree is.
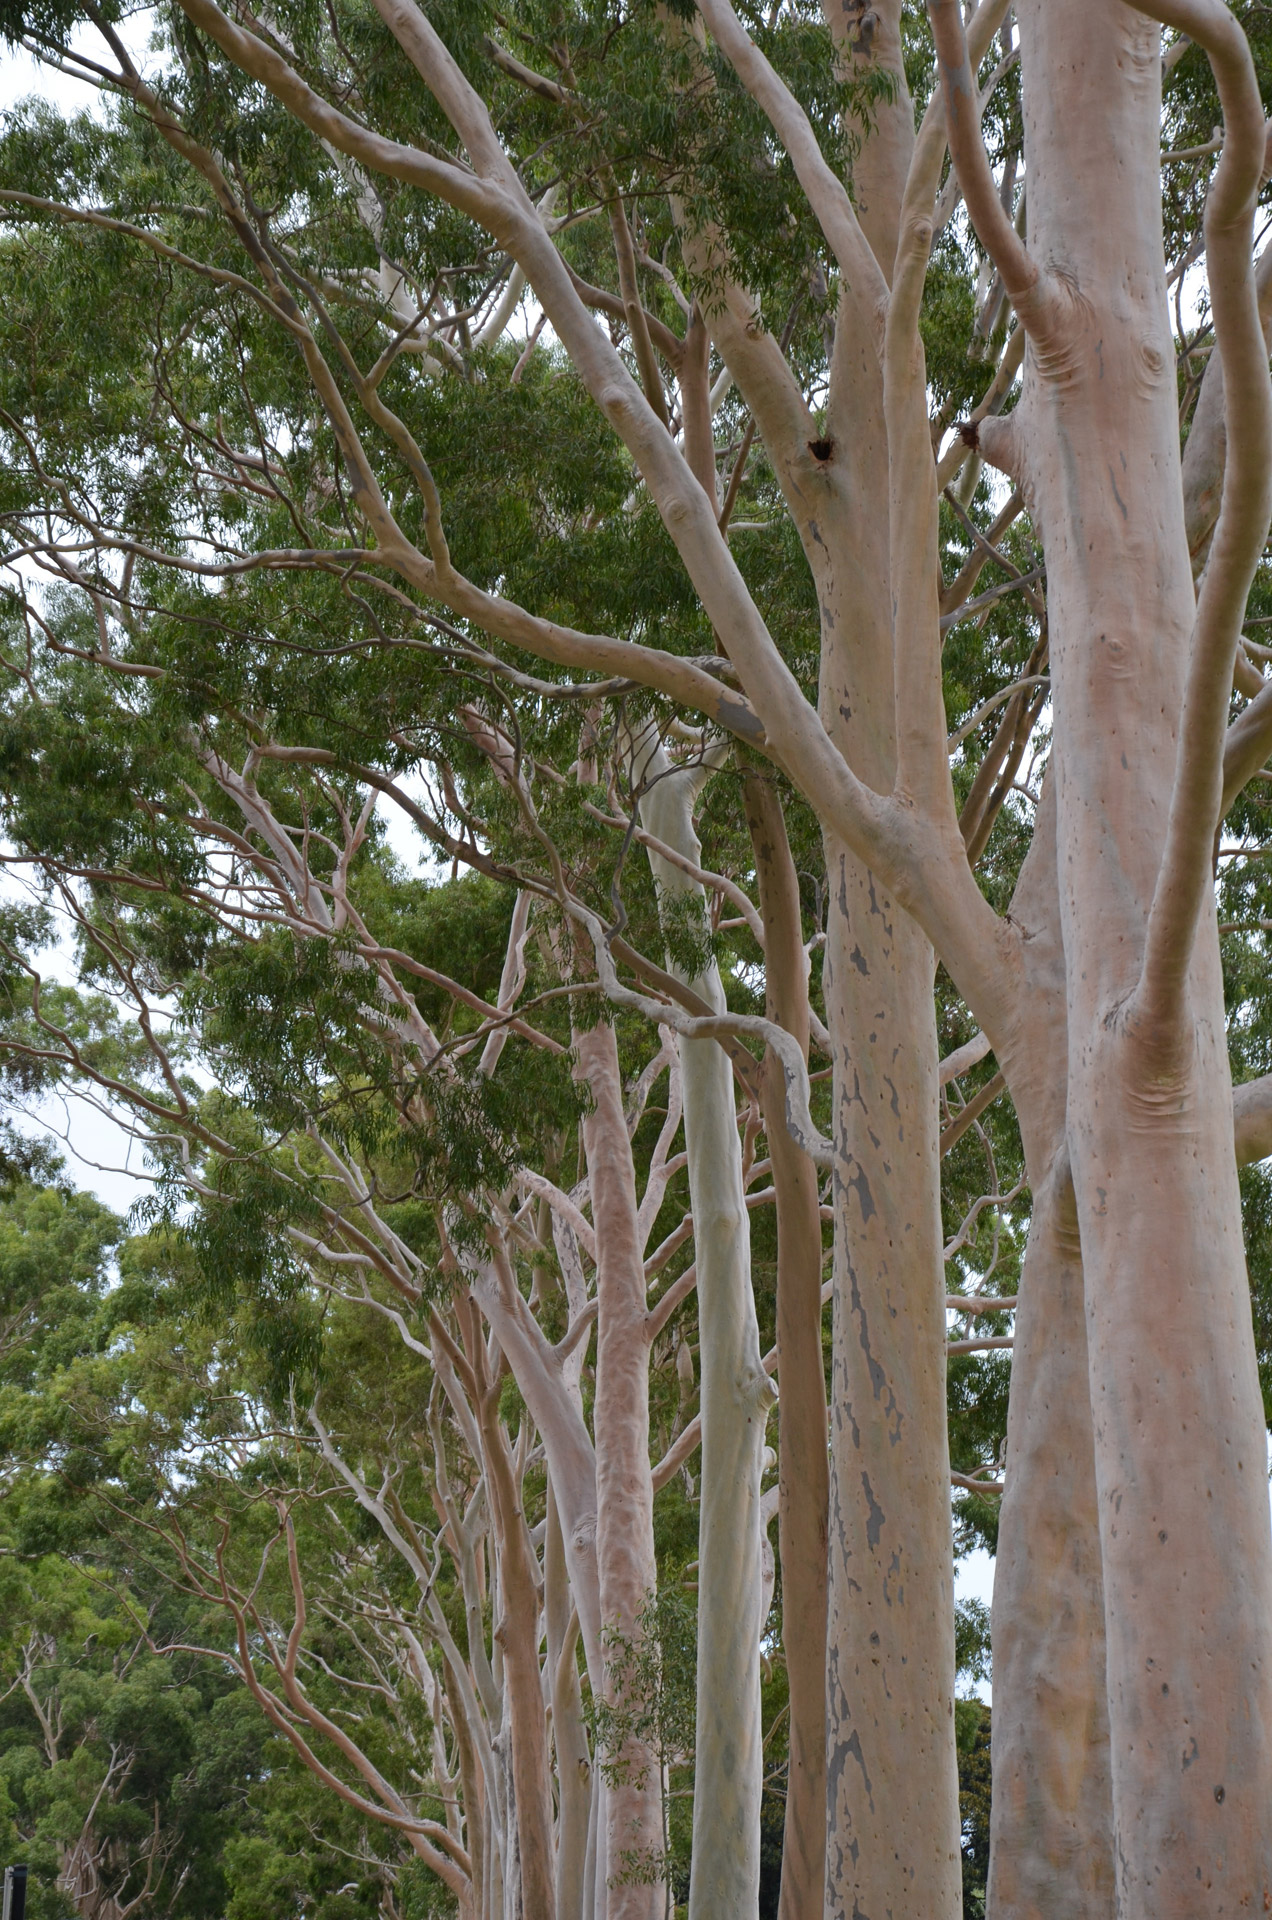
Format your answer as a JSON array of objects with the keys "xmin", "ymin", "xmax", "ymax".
[
  {"xmin": 0, "ymin": 6, "xmax": 1032, "ymax": 1911},
  {"xmin": 3, "ymin": 0, "xmax": 1272, "ymax": 1917}
]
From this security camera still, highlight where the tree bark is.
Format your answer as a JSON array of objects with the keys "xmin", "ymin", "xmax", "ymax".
[
  {"xmin": 820, "ymin": 841, "xmax": 959, "ymax": 1920},
  {"xmin": 694, "ymin": 141, "xmax": 964, "ymax": 1920},
  {"xmin": 986, "ymin": 1164, "xmax": 1114, "ymax": 1920},
  {"xmin": 576, "ymin": 1020, "xmax": 665, "ymax": 1920},
  {"xmin": 639, "ymin": 756, "xmax": 773, "ymax": 1920},
  {"xmin": 741, "ymin": 766, "xmax": 829, "ymax": 1920},
  {"xmin": 680, "ymin": 20, "xmax": 966, "ymax": 1903},
  {"xmin": 823, "ymin": 0, "xmax": 914, "ymax": 287},
  {"xmin": 987, "ymin": 781, "xmax": 1114, "ymax": 1917},
  {"xmin": 817, "ymin": 279, "xmax": 961, "ymax": 1920},
  {"xmin": 546, "ymin": 1484, "xmax": 592, "ymax": 1920},
  {"xmin": 477, "ymin": 1356, "xmax": 558, "ymax": 1920},
  {"xmin": 1181, "ymin": 241, "xmax": 1272, "ymax": 572},
  {"xmin": 469, "ymin": 1264, "xmax": 603, "ymax": 1689},
  {"xmin": 1007, "ymin": 3, "xmax": 1272, "ymax": 1901}
]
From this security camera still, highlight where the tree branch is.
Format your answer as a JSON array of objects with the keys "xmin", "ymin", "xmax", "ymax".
[
  {"xmin": 695, "ymin": 0, "xmax": 890, "ymax": 344},
  {"xmin": 1134, "ymin": 0, "xmax": 1272, "ymax": 1035},
  {"xmin": 926, "ymin": 0, "xmax": 1056, "ymax": 341}
]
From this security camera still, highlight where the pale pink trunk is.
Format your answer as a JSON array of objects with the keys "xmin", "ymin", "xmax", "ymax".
[
  {"xmin": 986, "ymin": 1169, "xmax": 1113, "ymax": 1919},
  {"xmin": 817, "ymin": 278, "xmax": 960, "ymax": 1920},
  {"xmin": 576, "ymin": 1021, "xmax": 664, "ymax": 1920},
  {"xmin": 820, "ymin": 849, "xmax": 958, "ymax": 1919},
  {"xmin": 987, "ymin": 785, "xmax": 1114, "ymax": 1917},
  {"xmin": 1007, "ymin": 2, "xmax": 1272, "ymax": 1899},
  {"xmin": 1181, "ymin": 243, "xmax": 1272, "ymax": 572},
  {"xmin": 666, "ymin": 32, "xmax": 963, "ymax": 1901}
]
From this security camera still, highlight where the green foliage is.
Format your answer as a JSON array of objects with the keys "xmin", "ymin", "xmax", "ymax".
[
  {"xmin": 0, "ymin": 1175, "xmax": 458, "ymax": 1918},
  {"xmin": 955, "ymin": 1597, "xmax": 992, "ymax": 1688},
  {"xmin": 590, "ymin": 1584, "xmax": 697, "ymax": 1891},
  {"xmin": 956, "ymin": 1703, "xmax": 992, "ymax": 1919}
]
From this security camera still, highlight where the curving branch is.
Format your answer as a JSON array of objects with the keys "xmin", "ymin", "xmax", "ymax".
[
  {"xmin": 695, "ymin": 0, "xmax": 890, "ymax": 342},
  {"xmin": 1223, "ymin": 676, "xmax": 1272, "ymax": 810},
  {"xmin": 926, "ymin": 0, "xmax": 1056, "ymax": 342},
  {"xmin": 1133, "ymin": 0, "xmax": 1272, "ymax": 1037}
]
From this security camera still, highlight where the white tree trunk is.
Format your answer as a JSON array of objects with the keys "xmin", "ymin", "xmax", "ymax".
[
  {"xmin": 638, "ymin": 750, "xmax": 773, "ymax": 1920},
  {"xmin": 546, "ymin": 1485, "xmax": 593, "ymax": 1920}
]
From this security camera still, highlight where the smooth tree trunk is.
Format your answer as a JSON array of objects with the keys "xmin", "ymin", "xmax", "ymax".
[
  {"xmin": 576, "ymin": 1019, "xmax": 665, "ymax": 1920},
  {"xmin": 992, "ymin": 2, "xmax": 1272, "ymax": 1900},
  {"xmin": 654, "ymin": 21, "xmax": 965, "ymax": 1902},
  {"xmin": 674, "ymin": 240, "xmax": 828, "ymax": 1920},
  {"xmin": 638, "ymin": 754, "xmax": 774, "ymax": 1920},
  {"xmin": 820, "ymin": 833, "xmax": 958, "ymax": 1920},
  {"xmin": 986, "ymin": 783, "xmax": 1114, "ymax": 1917},
  {"xmin": 546, "ymin": 1485, "xmax": 592, "ymax": 1920},
  {"xmin": 472, "ymin": 1271, "xmax": 603, "ymax": 1683},
  {"xmin": 740, "ymin": 766, "xmax": 829, "ymax": 1920},
  {"xmin": 1181, "ymin": 241, "xmax": 1272, "ymax": 574},
  {"xmin": 476, "ymin": 1350, "xmax": 558, "ymax": 1920},
  {"xmin": 678, "ymin": 9, "xmax": 964, "ymax": 1902},
  {"xmin": 816, "ymin": 132, "xmax": 962, "ymax": 1917},
  {"xmin": 469, "ymin": 1255, "xmax": 607, "ymax": 1915},
  {"xmin": 694, "ymin": 184, "xmax": 964, "ymax": 1920},
  {"xmin": 986, "ymin": 1166, "xmax": 1114, "ymax": 1919}
]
